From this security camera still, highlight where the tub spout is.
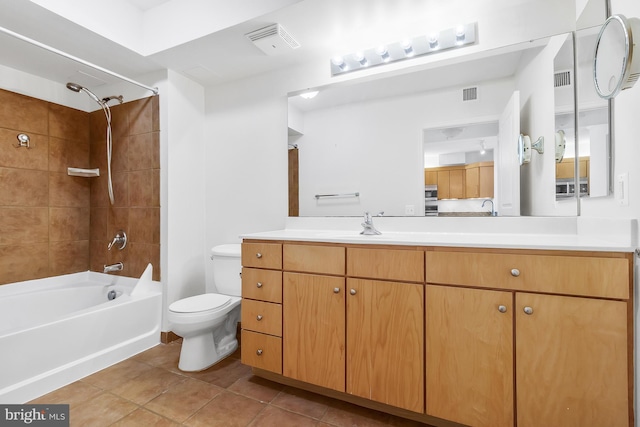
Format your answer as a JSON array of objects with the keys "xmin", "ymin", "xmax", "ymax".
[{"xmin": 104, "ymin": 262, "xmax": 123, "ymax": 273}]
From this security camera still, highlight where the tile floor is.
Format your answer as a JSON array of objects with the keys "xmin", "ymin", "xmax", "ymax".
[{"xmin": 30, "ymin": 340, "xmax": 433, "ymax": 426}]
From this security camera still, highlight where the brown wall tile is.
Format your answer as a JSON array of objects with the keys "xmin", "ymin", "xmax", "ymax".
[
  {"xmin": 129, "ymin": 132, "xmax": 159, "ymax": 170},
  {"xmin": 111, "ymin": 135, "xmax": 129, "ymax": 172},
  {"xmin": 49, "ymin": 240, "xmax": 89, "ymax": 276},
  {"xmin": 49, "ymin": 103, "xmax": 90, "ymax": 142},
  {"xmin": 50, "ymin": 207, "xmax": 90, "ymax": 241},
  {"xmin": 49, "ymin": 137, "xmax": 90, "ymax": 173},
  {"xmin": 49, "ymin": 172, "xmax": 91, "ymax": 207},
  {"xmin": 0, "ymin": 207, "xmax": 48, "ymax": 245},
  {"xmin": 129, "ymin": 98, "xmax": 153, "ymax": 135},
  {"xmin": 129, "ymin": 243, "xmax": 160, "ymax": 281},
  {"xmin": 107, "ymin": 207, "xmax": 129, "ymax": 240},
  {"xmin": 90, "ymin": 207, "xmax": 108, "ymax": 241},
  {"xmin": 110, "ymin": 171, "xmax": 130, "ymax": 207},
  {"xmin": 0, "ymin": 89, "xmax": 48, "ymax": 135},
  {"xmin": 0, "ymin": 167, "xmax": 48, "ymax": 206},
  {"xmin": 0, "ymin": 243, "xmax": 49, "ymax": 285},
  {"xmin": 129, "ymin": 208, "xmax": 160, "ymax": 244},
  {"xmin": 129, "ymin": 170, "xmax": 153, "ymax": 207},
  {"xmin": 152, "ymin": 169, "xmax": 160, "ymax": 207},
  {"xmin": 0, "ymin": 128, "xmax": 48, "ymax": 170}
]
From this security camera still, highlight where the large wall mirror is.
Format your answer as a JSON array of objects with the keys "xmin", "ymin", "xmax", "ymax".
[{"xmin": 288, "ymin": 1, "xmax": 610, "ymax": 217}]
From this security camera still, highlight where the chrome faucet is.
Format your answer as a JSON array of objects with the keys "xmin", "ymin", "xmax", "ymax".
[
  {"xmin": 103, "ymin": 262, "xmax": 123, "ymax": 273},
  {"xmin": 108, "ymin": 230, "xmax": 127, "ymax": 251},
  {"xmin": 360, "ymin": 211, "xmax": 382, "ymax": 235},
  {"xmin": 481, "ymin": 199, "xmax": 497, "ymax": 216}
]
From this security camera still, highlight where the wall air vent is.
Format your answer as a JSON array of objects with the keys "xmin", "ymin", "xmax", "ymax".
[
  {"xmin": 462, "ymin": 87, "xmax": 478, "ymax": 101},
  {"xmin": 245, "ymin": 24, "xmax": 300, "ymax": 55},
  {"xmin": 554, "ymin": 70, "xmax": 572, "ymax": 87}
]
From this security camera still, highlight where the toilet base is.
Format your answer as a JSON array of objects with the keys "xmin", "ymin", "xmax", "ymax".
[{"xmin": 178, "ymin": 334, "xmax": 238, "ymax": 372}]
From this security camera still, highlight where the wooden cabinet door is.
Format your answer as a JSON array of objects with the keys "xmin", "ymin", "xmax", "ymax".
[
  {"xmin": 283, "ymin": 272, "xmax": 345, "ymax": 392},
  {"xmin": 465, "ymin": 167, "xmax": 480, "ymax": 198},
  {"xmin": 516, "ymin": 293, "xmax": 629, "ymax": 427},
  {"xmin": 425, "ymin": 170, "xmax": 438, "ymax": 185},
  {"xmin": 426, "ymin": 285, "xmax": 514, "ymax": 427},
  {"xmin": 449, "ymin": 169, "xmax": 465, "ymax": 198},
  {"xmin": 479, "ymin": 165, "xmax": 494, "ymax": 197},
  {"xmin": 346, "ymin": 278, "xmax": 424, "ymax": 413},
  {"xmin": 437, "ymin": 171, "xmax": 450, "ymax": 199}
]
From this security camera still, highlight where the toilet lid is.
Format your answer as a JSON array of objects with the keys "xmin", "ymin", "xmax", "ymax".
[{"xmin": 169, "ymin": 294, "xmax": 231, "ymax": 313}]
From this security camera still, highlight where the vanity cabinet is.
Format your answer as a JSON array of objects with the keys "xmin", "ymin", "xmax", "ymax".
[
  {"xmin": 241, "ymin": 240, "xmax": 633, "ymax": 427},
  {"xmin": 425, "ymin": 248, "xmax": 632, "ymax": 427},
  {"xmin": 240, "ymin": 242, "xmax": 283, "ymax": 374}
]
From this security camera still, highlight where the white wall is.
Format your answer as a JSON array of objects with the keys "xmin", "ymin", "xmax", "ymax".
[{"xmin": 162, "ymin": 70, "xmax": 207, "ymax": 329}]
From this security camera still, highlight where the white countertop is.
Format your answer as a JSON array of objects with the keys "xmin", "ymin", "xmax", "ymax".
[{"xmin": 240, "ymin": 217, "xmax": 638, "ymax": 252}]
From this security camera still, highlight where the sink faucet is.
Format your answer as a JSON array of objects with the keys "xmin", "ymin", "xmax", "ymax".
[
  {"xmin": 104, "ymin": 262, "xmax": 124, "ymax": 273},
  {"xmin": 360, "ymin": 212, "xmax": 382, "ymax": 235},
  {"xmin": 481, "ymin": 199, "xmax": 497, "ymax": 216}
]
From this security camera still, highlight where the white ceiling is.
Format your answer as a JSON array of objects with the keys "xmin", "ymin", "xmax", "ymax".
[{"xmin": 0, "ymin": 0, "xmax": 573, "ymax": 92}]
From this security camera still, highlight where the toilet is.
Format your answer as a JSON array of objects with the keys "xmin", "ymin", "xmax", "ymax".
[{"xmin": 168, "ymin": 244, "xmax": 242, "ymax": 372}]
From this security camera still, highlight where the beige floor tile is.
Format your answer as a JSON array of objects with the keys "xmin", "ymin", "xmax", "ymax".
[
  {"xmin": 184, "ymin": 357, "xmax": 252, "ymax": 388},
  {"xmin": 227, "ymin": 374, "xmax": 284, "ymax": 403},
  {"xmin": 270, "ymin": 386, "xmax": 332, "ymax": 420},
  {"xmin": 321, "ymin": 400, "xmax": 393, "ymax": 427},
  {"xmin": 248, "ymin": 404, "xmax": 319, "ymax": 426},
  {"xmin": 29, "ymin": 380, "xmax": 103, "ymax": 406},
  {"xmin": 133, "ymin": 341, "xmax": 182, "ymax": 370},
  {"xmin": 110, "ymin": 408, "xmax": 180, "ymax": 427},
  {"xmin": 144, "ymin": 377, "xmax": 222, "ymax": 423},
  {"xmin": 184, "ymin": 390, "xmax": 265, "ymax": 427},
  {"xmin": 110, "ymin": 366, "xmax": 186, "ymax": 405},
  {"xmin": 82, "ymin": 358, "xmax": 154, "ymax": 390},
  {"xmin": 69, "ymin": 392, "xmax": 137, "ymax": 427}
]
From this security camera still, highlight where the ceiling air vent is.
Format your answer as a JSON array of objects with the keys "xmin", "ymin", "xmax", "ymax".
[
  {"xmin": 554, "ymin": 70, "xmax": 572, "ymax": 87},
  {"xmin": 462, "ymin": 87, "xmax": 478, "ymax": 101},
  {"xmin": 245, "ymin": 24, "xmax": 300, "ymax": 55}
]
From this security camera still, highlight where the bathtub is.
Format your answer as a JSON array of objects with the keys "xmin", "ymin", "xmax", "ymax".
[{"xmin": 0, "ymin": 264, "xmax": 162, "ymax": 403}]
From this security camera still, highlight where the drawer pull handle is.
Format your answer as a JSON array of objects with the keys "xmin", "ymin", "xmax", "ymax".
[
  {"xmin": 350, "ymin": 289, "xmax": 357, "ymax": 295},
  {"xmin": 256, "ymin": 315, "xmax": 263, "ymax": 321},
  {"xmin": 510, "ymin": 268, "xmax": 520, "ymax": 277},
  {"xmin": 523, "ymin": 306, "xmax": 533, "ymax": 315},
  {"xmin": 256, "ymin": 349, "xmax": 263, "ymax": 356},
  {"xmin": 333, "ymin": 287, "xmax": 340, "ymax": 293},
  {"xmin": 498, "ymin": 305, "xmax": 507, "ymax": 313},
  {"xmin": 256, "ymin": 282, "xmax": 263, "ymax": 288},
  {"xmin": 256, "ymin": 253, "xmax": 262, "ymax": 259}
]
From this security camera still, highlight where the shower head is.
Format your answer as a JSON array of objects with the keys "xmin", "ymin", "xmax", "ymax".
[
  {"xmin": 66, "ymin": 82, "xmax": 101, "ymax": 104},
  {"xmin": 66, "ymin": 82, "xmax": 82, "ymax": 92}
]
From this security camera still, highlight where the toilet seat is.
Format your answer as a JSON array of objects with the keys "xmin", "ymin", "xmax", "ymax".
[{"xmin": 169, "ymin": 293, "xmax": 231, "ymax": 314}]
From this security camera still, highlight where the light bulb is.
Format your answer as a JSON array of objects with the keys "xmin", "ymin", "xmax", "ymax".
[
  {"xmin": 375, "ymin": 45, "xmax": 390, "ymax": 62},
  {"xmin": 354, "ymin": 51, "xmax": 368, "ymax": 66},
  {"xmin": 401, "ymin": 39, "xmax": 414, "ymax": 57},
  {"xmin": 428, "ymin": 32, "xmax": 439, "ymax": 49},
  {"xmin": 455, "ymin": 25, "xmax": 466, "ymax": 44},
  {"xmin": 331, "ymin": 56, "xmax": 348, "ymax": 71}
]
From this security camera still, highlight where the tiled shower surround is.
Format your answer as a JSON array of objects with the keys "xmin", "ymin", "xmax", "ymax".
[{"xmin": 0, "ymin": 88, "xmax": 160, "ymax": 285}]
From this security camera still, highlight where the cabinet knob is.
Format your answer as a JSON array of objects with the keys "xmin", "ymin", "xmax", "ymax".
[
  {"xmin": 350, "ymin": 289, "xmax": 357, "ymax": 295},
  {"xmin": 498, "ymin": 305, "xmax": 507, "ymax": 313},
  {"xmin": 256, "ymin": 282, "xmax": 263, "ymax": 288},
  {"xmin": 256, "ymin": 349, "xmax": 263, "ymax": 356},
  {"xmin": 510, "ymin": 268, "xmax": 520, "ymax": 277},
  {"xmin": 523, "ymin": 306, "xmax": 533, "ymax": 315},
  {"xmin": 256, "ymin": 315, "xmax": 263, "ymax": 321},
  {"xmin": 333, "ymin": 287, "xmax": 340, "ymax": 293},
  {"xmin": 256, "ymin": 253, "xmax": 262, "ymax": 259}
]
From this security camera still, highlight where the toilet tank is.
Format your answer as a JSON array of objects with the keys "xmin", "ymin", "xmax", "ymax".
[{"xmin": 209, "ymin": 244, "xmax": 242, "ymax": 296}]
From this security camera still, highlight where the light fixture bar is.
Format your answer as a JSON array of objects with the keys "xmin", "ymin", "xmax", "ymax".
[{"xmin": 330, "ymin": 22, "xmax": 477, "ymax": 76}]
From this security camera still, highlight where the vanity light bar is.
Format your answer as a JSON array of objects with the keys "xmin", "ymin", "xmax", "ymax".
[{"xmin": 330, "ymin": 22, "xmax": 477, "ymax": 76}]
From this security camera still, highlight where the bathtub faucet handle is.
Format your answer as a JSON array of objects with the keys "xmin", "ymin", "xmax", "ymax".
[{"xmin": 108, "ymin": 230, "xmax": 127, "ymax": 251}]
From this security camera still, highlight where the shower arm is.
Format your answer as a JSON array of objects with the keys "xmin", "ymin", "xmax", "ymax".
[{"xmin": 0, "ymin": 25, "xmax": 159, "ymax": 96}]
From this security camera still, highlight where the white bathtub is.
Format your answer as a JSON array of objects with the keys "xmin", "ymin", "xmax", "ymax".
[{"xmin": 0, "ymin": 264, "xmax": 162, "ymax": 403}]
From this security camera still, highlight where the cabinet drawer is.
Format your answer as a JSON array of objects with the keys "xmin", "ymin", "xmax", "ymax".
[
  {"xmin": 347, "ymin": 248, "xmax": 424, "ymax": 282},
  {"xmin": 241, "ymin": 330, "xmax": 282, "ymax": 374},
  {"xmin": 242, "ymin": 268, "xmax": 282, "ymax": 303},
  {"xmin": 242, "ymin": 242, "xmax": 282, "ymax": 269},
  {"xmin": 241, "ymin": 299, "xmax": 282, "ymax": 336},
  {"xmin": 426, "ymin": 250, "xmax": 630, "ymax": 299},
  {"xmin": 283, "ymin": 244, "xmax": 345, "ymax": 275}
]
